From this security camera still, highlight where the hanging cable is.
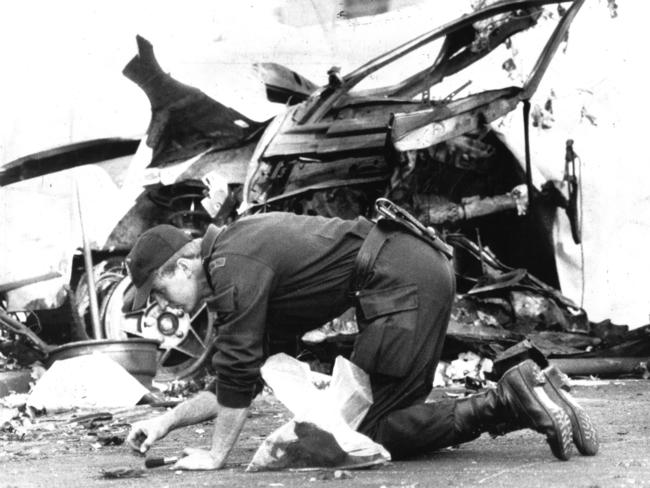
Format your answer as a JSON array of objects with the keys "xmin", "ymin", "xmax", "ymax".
[{"xmin": 564, "ymin": 139, "xmax": 584, "ymax": 307}]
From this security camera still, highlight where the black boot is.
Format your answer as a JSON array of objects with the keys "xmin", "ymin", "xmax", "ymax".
[
  {"xmin": 542, "ymin": 365, "xmax": 599, "ymax": 455},
  {"xmin": 454, "ymin": 359, "xmax": 573, "ymax": 460}
]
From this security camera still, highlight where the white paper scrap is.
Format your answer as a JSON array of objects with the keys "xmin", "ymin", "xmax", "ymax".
[{"xmin": 27, "ymin": 353, "xmax": 149, "ymax": 413}]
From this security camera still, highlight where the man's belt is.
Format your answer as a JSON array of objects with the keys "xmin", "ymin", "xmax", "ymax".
[{"xmin": 352, "ymin": 222, "xmax": 391, "ymax": 291}]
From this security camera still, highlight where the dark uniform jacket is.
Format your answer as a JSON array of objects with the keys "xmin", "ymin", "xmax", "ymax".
[{"xmin": 201, "ymin": 212, "xmax": 372, "ymax": 408}]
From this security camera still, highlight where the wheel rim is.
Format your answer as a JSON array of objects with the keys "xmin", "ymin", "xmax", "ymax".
[
  {"xmin": 103, "ymin": 276, "xmax": 215, "ymax": 383},
  {"xmin": 74, "ymin": 258, "xmax": 125, "ymax": 339}
]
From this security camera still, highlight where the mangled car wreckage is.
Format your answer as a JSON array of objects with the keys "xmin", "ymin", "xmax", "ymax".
[{"xmin": 2, "ymin": 0, "xmax": 606, "ymax": 384}]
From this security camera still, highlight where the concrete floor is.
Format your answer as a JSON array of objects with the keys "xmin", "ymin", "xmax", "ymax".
[{"xmin": 1, "ymin": 379, "xmax": 649, "ymax": 488}]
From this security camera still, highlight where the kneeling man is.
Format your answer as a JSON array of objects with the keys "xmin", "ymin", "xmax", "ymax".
[{"xmin": 126, "ymin": 211, "xmax": 598, "ymax": 469}]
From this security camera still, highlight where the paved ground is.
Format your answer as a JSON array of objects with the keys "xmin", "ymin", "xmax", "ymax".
[{"xmin": 1, "ymin": 379, "xmax": 649, "ymax": 488}]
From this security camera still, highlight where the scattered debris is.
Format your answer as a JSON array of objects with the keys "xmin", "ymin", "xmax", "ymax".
[
  {"xmin": 0, "ymin": 351, "xmax": 19, "ymax": 371},
  {"xmin": 96, "ymin": 432, "xmax": 125, "ymax": 446},
  {"xmin": 445, "ymin": 352, "xmax": 493, "ymax": 384},
  {"xmin": 0, "ymin": 401, "xmax": 174, "ymax": 466},
  {"xmin": 311, "ymin": 469, "xmax": 353, "ymax": 480}
]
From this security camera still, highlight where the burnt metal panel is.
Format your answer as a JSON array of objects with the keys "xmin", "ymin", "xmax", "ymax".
[{"xmin": 0, "ymin": 138, "xmax": 140, "ymax": 187}]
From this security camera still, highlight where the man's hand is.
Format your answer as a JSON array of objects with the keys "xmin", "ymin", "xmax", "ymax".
[
  {"xmin": 126, "ymin": 417, "xmax": 170, "ymax": 454},
  {"xmin": 171, "ymin": 447, "xmax": 222, "ymax": 471},
  {"xmin": 168, "ymin": 405, "xmax": 249, "ymax": 471}
]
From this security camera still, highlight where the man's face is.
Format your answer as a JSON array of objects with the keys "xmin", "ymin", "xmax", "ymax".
[{"xmin": 149, "ymin": 260, "xmax": 201, "ymax": 314}]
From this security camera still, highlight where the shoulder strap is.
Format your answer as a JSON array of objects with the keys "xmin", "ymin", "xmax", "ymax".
[{"xmin": 201, "ymin": 224, "xmax": 226, "ymax": 290}]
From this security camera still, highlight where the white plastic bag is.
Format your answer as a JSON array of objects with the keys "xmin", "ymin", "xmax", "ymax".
[{"xmin": 247, "ymin": 353, "xmax": 390, "ymax": 471}]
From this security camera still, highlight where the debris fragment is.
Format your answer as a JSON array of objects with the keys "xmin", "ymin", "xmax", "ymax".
[
  {"xmin": 580, "ymin": 105, "xmax": 598, "ymax": 126},
  {"xmin": 311, "ymin": 469, "xmax": 353, "ymax": 480},
  {"xmin": 607, "ymin": 0, "xmax": 618, "ymax": 18},
  {"xmin": 99, "ymin": 467, "xmax": 145, "ymax": 479},
  {"xmin": 502, "ymin": 58, "xmax": 517, "ymax": 73},
  {"xmin": 447, "ymin": 352, "xmax": 493, "ymax": 383},
  {"xmin": 27, "ymin": 354, "xmax": 149, "ymax": 413},
  {"xmin": 95, "ymin": 432, "xmax": 125, "ymax": 446},
  {"xmin": 531, "ymin": 103, "xmax": 554, "ymax": 129},
  {"xmin": 68, "ymin": 411, "xmax": 113, "ymax": 428}
]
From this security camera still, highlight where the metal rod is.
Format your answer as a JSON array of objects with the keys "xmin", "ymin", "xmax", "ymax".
[
  {"xmin": 0, "ymin": 271, "xmax": 61, "ymax": 294},
  {"xmin": 75, "ymin": 180, "xmax": 102, "ymax": 338},
  {"xmin": 549, "ymin": 357, "xmax": 649, "ymax": 377},
  {"xmin": 522, "ymin": 99, "xmax": 534, "ymax": 205}
]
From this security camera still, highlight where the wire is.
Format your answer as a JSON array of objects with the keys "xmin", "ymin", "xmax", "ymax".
[{"xmin": 577, "ymin": 153, "xmax": 584, "ymax": 308}]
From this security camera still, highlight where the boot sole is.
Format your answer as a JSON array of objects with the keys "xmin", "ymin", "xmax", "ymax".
[
  {"xmin": 510, "ymin": 361, "xmax": 573, "ymax": 461},
  {"xmin": 543, "ymin": 365, "xmax": 599, "ymax": 456}
]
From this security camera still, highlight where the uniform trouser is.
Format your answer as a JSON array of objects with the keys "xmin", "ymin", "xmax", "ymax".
[{"xmin": 350, "ymin": 230, "xmax": 471, "ymax": 459}]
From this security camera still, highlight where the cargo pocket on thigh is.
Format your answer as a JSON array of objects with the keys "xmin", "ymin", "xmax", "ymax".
[{"xmin": 351, "ymin": 284, "xmax": 419, "ymax": 378}]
